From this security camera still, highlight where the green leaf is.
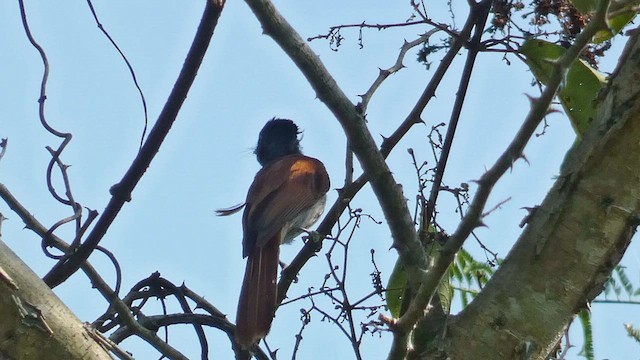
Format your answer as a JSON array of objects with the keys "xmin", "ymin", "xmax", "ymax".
[
  {"xmin": 615, "ymin": 265, "xmax": 634, "ymax": 298},
  {"xmin": 571, "ymin": 0, "xmax": 597, "ymax": 13},
  {"xmin": 438, "ymin": 275, "xmax": 453, "ymax": 315},
  {"xmin": 594, "ymin": 11, "xmax": 637, "ymax": 43},
  {"xmin": 386, "ymin": 257, "xmax": 408, "ymax": 318},
  {"xmin": 578, "ymin": 309, "xmax": 595, "ymax": 360},
  {"xmin": 387, "ymin": 254, "xmax": 453, "ymax": 317},
  {"xmin": 461, "ymin": 290, "xmax": 469, "ymax": 308},
  {"xmin": 568, "ymin": 0, "xmax": 636, "ymax": 43},
  {"xmin": 450, "ymin": 260, "xmax": 463, "ymax": 282},
  {"xmin": 603, "ymin": 276, "xmax": 613, "ymax": 298},
  {"xmin": 613, "ymin": 282, "xmax": 622, "ymax": 298},
  {"xmin": 520, "ymin": 39, "xmax": 607, "ymax": 137}
]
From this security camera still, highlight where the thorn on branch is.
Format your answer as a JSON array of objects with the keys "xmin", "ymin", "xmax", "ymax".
[
  {"xmin": 0, "ymin": 138, "xmax": 7, "ymax": 163},
  {"xmin": 379, "ymin": 313, "xmax": 397, "ymax": 328},
  {"xmin": 546, "ymin": 107, "xmax": 562, "ymax": 115},
  {"xmin": 481, "ymin": 197, "xmax": 512, "ymax": 218},
  {"xmin": 0, "ymin": 264, "xmax": 18, "ymax": 290},
  {"xmin": 524, "ymin": 93, "xmax": 539, "ymax": 105},
  {"xmin": 519, "ymin": 206, "xmax": 540, "ymax": 228},
  {"xmin": 0, "ymin": 212, "xmax": 6, "ymax": 238}
]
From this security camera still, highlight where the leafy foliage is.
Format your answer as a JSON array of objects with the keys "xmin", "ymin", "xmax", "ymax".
[
  {"xmin": 603, "ymin": 265, "xmax": 640, "ymax": 300},
  {"xmin": 624, "ymin": 323, "xmax": 640, "ymax": 344},
  {"xmin": 578, "ymin": 309, "xmax": 595, "ymax": 360},
  {"xmin": 448, "ymin": 248, "xmax": 496, "ymax": 307},
  {"xmin": 386, "ymin": 256, "xmax": 409, "ymax": 318}
]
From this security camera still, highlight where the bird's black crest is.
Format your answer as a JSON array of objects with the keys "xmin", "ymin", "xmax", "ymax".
[{"xmin": 255, "ymin": 118, "xmax": 302, "ymax": 166}]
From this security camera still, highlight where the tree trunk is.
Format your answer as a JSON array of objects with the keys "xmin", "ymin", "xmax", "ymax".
[
  {"xmin": 0, "ymin": 240, "xmax": 111, "ymax": 360},
  {"xmin": 434, "ymin": 29, "xmax": 640, "ymax": 359}
]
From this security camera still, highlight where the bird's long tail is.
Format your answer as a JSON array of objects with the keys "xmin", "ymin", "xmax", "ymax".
[{"xmin": 235, "ymin": 237, "xmax": 280, "ymax": 349}]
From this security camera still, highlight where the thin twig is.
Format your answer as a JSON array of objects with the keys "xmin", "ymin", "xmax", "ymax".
[
  {"xmin": 358, "ymin": 29, "xmax": 439, "ymax": 113},
  {"xmin": 18, "ymin": 0, "xmax": 85, "ymax": 257},
  {"xmin": 308, "ymin": 19, "xmax": 458, "ymax": 43},
  {"xmin": 85, "ymin": 0, "xmax": 149, "ymax": 148},
  {"xmin": 378, "ymin": 4, "xmax": 480, "ymax": 159},
  {"xmin": 18, "ymin": 0, "xmax": 78, "ymax": 209},
  {"xmin": 422, "ymin": 0, "xmax": 492, "ymax": 231}
]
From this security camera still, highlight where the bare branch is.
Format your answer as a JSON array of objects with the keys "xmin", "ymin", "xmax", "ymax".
[
  {"xmin": 422, "ymin": 0, "xmax": 493, "ymax": 230},
  {"xmin": 42, "ymin": 0, "xmax": 227, "ymax": 288},
  {"xmin": 18, "ymin": 0, "xmax": 86, "ymax": 257},
  {"xmin": 85, "ymin": 0, "xmax": 150, "ymax": 148},
  {"xmin": 378, "ymin": 4, "xmax": 479, "ymax": 159},
  {"xmin": 358, "ymin": 29, "xmax": 439, "ymax": 113},
  {"xmin": 307, "ymin": 20, "xmax": 430, "ymax": 42}
]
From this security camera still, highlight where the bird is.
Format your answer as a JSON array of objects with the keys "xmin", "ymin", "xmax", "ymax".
[{"xmin": 217, "ymin": 118, "xmax": 330, "ymax": 349}]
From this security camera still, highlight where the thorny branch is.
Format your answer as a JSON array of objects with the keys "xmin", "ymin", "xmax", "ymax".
[
  {"xmin": 421, "ymin": 0, "xmax": 492, "ymax": 232},
  {"xmin": 99, "ymin": 272, "xmax": 270, "ymax": 360},
  {"xmin": 18, "ymin": 0, "xmax": 84, "ymax": 256},
  {"xmin": 358, "ymin": 29, "xmax": 439, "ymax": 113},
  {"xmin": 308, "ymin": 19, "xmax": 459, "ymax": 50}
]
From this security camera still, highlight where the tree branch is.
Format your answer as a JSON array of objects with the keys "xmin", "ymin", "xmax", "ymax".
[
  {"xmin": 422, "ymin": 0, "xmax": 493, "ymax": 230},
  {"xmin": 392, "ymin": 0, "xmax": 611, "ymax": 336},
  {"xmin": 43, "ymin": 0, "xmax": 226, "ymax": 288},
  {"xmin": 444, "ymin": 19, "xmax": 640, "ymax": 360},
  {"xmin": 85, "ymin": 0, "xmax": 150, "ymax": 147},
  {"xmin": 358, "ymin": 29, "xmax": 439, "ymax": 113},
  {"xmin": 0, "ymin": 183, "xmax": 190, "ymax": 359},
  {"xmin": 0, "ymin": 240, "xmax": 113, "ymax": 359}
]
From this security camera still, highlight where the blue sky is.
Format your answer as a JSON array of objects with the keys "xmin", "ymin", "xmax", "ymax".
[{"xmin": 1, "ymin": 1, "xmax": 638, "ymax": 359}]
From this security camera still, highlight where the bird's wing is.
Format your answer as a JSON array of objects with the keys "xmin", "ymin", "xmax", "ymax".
[{"xmin": 242, "ymin": 154, "xmax": 330, "ymax": 257}]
